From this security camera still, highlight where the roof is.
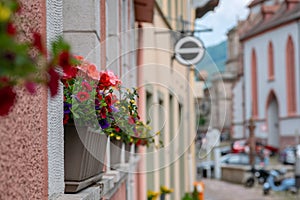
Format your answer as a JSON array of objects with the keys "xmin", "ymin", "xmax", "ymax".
[
  {"xmin": 195, "ymin": 0, "xmax": 219, "ymax": 19},
  {"xmin": 248, "ymin": 0, "xmax": 265, "ymax": 8},
  {"xmin": 240, "ymin": 2, "xmax": 300, "ymax": 41}
]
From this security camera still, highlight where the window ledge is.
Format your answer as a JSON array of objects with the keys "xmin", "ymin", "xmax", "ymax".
[{"xmin": 57, "ymin": 156, "xmax": 140, "ymax": 200}]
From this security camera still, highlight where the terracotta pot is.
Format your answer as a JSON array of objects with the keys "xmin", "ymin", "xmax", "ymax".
[{"xmin": 64, "ymin": 124, "xmax": 107, "ymax": 182}]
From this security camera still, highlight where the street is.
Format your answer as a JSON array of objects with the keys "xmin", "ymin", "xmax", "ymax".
[{"xmin": 203, "ymin": 178, "xmax": 300, "ymax": 200}]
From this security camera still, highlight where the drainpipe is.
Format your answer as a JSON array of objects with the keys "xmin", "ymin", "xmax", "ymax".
[
  {"xmin": 295, "ymin": 19, "xmax": 300, "ymax": 191},
  {"xmin": 136, "ymin": 22, "xmax": 146, "ymax": 200},
  {"xmin": 298, "ymin": 20, "xmax": 300, "ymax": 117},
  {"xmin": 186, "ymin": 0, "xmax": 194, "ymax": 193}
]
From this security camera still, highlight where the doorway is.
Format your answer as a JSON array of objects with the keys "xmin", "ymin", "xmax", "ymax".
[{"xmin": 267, "ymin": 92, "xmax": 279, "ymax": 147}]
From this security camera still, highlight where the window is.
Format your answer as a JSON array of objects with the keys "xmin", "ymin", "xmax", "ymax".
[
  {"xmin": 286, "ymin": 35, "xmax": 297, "ymax": 115},
  {"xmin": 268, "ymin": 42, "xmax": 274, "ymax": 80},
  {"xmin": 251, "ymin": 49, "xmax": 258, "ymax": 117}
]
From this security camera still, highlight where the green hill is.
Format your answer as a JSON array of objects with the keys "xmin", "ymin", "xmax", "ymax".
[{"xmin": 196, "ymin": 40, "xmax": 227, "ymax": 82}]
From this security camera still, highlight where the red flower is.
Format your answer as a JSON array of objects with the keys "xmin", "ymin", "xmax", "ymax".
[
  {"xmin": 100, "ymin": 107, "xmax": 107, "ymax": 119},
  {"xmin": 48, "ymin": 67, "xmax": 60, "ymax": 97},
  {"xmin": 81, "ymin": 81, "xmax": 92, "ymax": 91},
  {"xmin": 0, "ymin": 76, "xmax": 9, "ymax": 85},
  {"xmin": 77, "ymin": 91, "xmax": 90, "ymax": 102},
  {"xmin": 0, "ymin": 86, "xmax": 16, "ymax": 116},
  {"xmin": 6, "ymin": 23, "xmax": 16, "ymax": 36},
  {"xmin": 115, "ymin": 126, "xmax": 120, "ymax": 132},
  {"xmin": 63, "ymin": 114, "xmax": 69, "ymax": 124},
  {"xmin": 33, "ymin": 32, "xmax": 46, "ymax": 55},
  {"xmin": 62, "ymin": 66, "xmax": 77, "ymax": 80},
  {"xmin": 58, "ymin": 51, "xmax": 70, "ymax": 68},
  {"xmin": 105, "ymin": 94, "xmax": 112, "ymax": 106},
  {"xmin": 97, "ymin": 93, "xmax": 103, "ymax": 101},
  {"xmin": 25, "ymin": 82, "xmax": 36, "ymax": 94},
  {"xmin": 99, "ymin": 72, "xmax": 111, "ymax": 89},
  {"xmin": 59, "ymin": 51, "xmax": 78, "ymax": 79},
  {"xmin": 136, "ymin": 139, "xmax": 147, "ymax": 146}
]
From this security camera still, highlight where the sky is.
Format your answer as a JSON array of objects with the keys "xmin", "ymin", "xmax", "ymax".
[{"xmin": 195, "ymin": 0, "xmax": 252, "ymax": 47}]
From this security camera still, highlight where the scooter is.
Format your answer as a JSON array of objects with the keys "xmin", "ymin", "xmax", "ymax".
[
  {"xmin": 244, "ymin": 167, "xmax": 269, "ymax": 187},
  {"xmin": 263, "ymin": 169, "xmax": 296, "ymax": 195}
]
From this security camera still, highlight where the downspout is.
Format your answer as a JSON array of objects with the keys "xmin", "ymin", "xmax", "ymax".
[
  {"xmin": 298, "ymin": 19, "xmax": 300, "ymax": 115},
  {"xmin": 241, "ymin": 42, "xmax": 246, "ymax": 139},
  {"xmin": 136, "ymin": 22, "xmax": 146, "ymax": 200},
  {"xmin": 187, "ymin": 0, "xmax": 194, "ymax": 193}
]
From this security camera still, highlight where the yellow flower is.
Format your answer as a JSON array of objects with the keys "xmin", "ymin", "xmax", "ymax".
[
  {"xmin": 160, "ymin": 185, "xmax": 173, "ymax": 194},
  {"xmin": 109, "ymin": 133, "xmax": 115, "ymax": 137},
  {"xmin": 0, "ymin": 4, "xmax": 11, "ymax": 22},
  {"xmin": 130, "ymin": 137, "xmax": 133, "ymax": 142},
  {"xmin": 116, "ymin": 136, "xmax": 121, "ymax": 140},
  {"xmin": 130, "ymin": 100, "xmax": 135, "ymax": 104},
  {"xmin": 147, "ymin": 190, "xmax": 160, "ymax": 199}
]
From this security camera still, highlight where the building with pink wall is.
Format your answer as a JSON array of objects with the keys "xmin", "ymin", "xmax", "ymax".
[{"xmin": 0, "ymin": 0, "xmax": 154, "ymax": 199}]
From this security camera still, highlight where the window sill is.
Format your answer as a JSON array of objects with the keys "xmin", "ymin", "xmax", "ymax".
[{"xmin": 57, "ymin": 156, "xmax": 140, "ymax": 200}]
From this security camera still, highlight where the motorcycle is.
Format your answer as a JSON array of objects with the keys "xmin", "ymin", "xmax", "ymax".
[
  {"xmin": 263, "ymin": 169, "xmax": 296, "ymax": 195},
  {"xmin": 244, "ymin": 167, "xmax": 269, "ymax": 187}
]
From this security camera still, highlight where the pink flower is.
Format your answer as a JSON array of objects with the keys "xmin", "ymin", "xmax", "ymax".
[
  {"xmin": 99, "ymin": 71, "xmax": 121, "ymax": 89},
  {"xmin": 81, "ymin": 81, "xmax": 92, "ymax": 91},
  {"xmin": 77, "ymin": 91, "xmax": 90, "ymax": 102},
  {"xmin": 87, "ymin": 64, "xmax": 99, "ymax": 80},
  {"xmin": 107, "ymin": 71, "xmax": 121, "ymax": 86}
]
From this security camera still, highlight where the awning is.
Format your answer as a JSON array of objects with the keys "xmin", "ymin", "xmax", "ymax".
[{"xmin": 134, "ymin": 0, "xmax": 155, "ymax": 23}]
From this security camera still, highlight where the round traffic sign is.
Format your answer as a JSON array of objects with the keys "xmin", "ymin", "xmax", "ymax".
[{"xmin": 174, "ymin": 36, "xmax": 205, "ymax": 66}]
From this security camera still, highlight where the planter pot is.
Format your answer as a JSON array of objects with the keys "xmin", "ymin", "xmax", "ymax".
[
  {"xmin": 125, "ymin": 143, "xmax": 132, "ymax": 163},
  {"xmin": 134, "ymin": 144, "xmax": 139, "ymax": 154},
  {"xmin": 110, "ymin": 139, "xmax": 123, "ymax": 167},
  {"xmin": 64, "ymin": 124, "xmax": 107, "ymax": 192}
]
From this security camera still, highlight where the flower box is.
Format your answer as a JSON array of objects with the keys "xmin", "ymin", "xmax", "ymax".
[
  {"xmin": 110, "ymin": 139, "xmax": 123, "ymax": 168},
  {"xmin": 64, "ymin": 123, "xmax": 107, "ymax": 193}
]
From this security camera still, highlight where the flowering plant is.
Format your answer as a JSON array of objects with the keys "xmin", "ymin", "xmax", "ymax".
[
  {"xmin": 0, "ymin": 0, "xmax": 76, "ymax": 116},
  {"xmin": 62, "ymin": 57, "xmax": 160, "ymax": 147},
  {"xmin": 105, "ymin": 88, "xmax": 161, "ymax": 148},
  {"xmin": 62, "ymin": 56, "xmax": 121, "ymax": 130}
]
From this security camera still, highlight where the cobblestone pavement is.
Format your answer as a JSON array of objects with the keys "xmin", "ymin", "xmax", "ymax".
[{"xmin": 202, "ymin": 178, "xmax": 300, "ymax": 200}]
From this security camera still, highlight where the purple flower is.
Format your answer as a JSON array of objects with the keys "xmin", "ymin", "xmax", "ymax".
[
  {"xmin": 95, "ymin": 99, "xmax": 100, "ymax": 106},
  {"xmin": 110, "ymin": 105, "xmax": 119, "ymax": 112},
  {"xmin": 99, "ymin": 119, "xmax": 110, "ymax": 129},
  {"xmin": 64, "ymin": 102, "xmax": 72, "ymax": 114}
]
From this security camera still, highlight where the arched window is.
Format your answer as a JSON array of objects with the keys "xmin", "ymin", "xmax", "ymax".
[
  {"xmin": 268, "ymin": 42, "xmax": 274, "ymax": 80},
  {"xmin": 286, "ymin": 36, "xmax": 297, "ymax": 115},
  {"xmin": 251, "ymin": 49, "xmax": 258, "ymax": 117}
]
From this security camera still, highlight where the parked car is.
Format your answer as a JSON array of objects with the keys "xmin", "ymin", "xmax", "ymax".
[
  {"xmin": 231, "ymin": 140, "xmax": 247, "ymax": 153},
  {"xmin": 231, "ymin": 139, "xmax": 278, "ymax": 155},
  {"xmin": 197, "ymin": 153, "xmax": 261, "ymax": 178},
  {"xmin": 279, "ymin": 146, "xmax": 296, "ymax": 165}
]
